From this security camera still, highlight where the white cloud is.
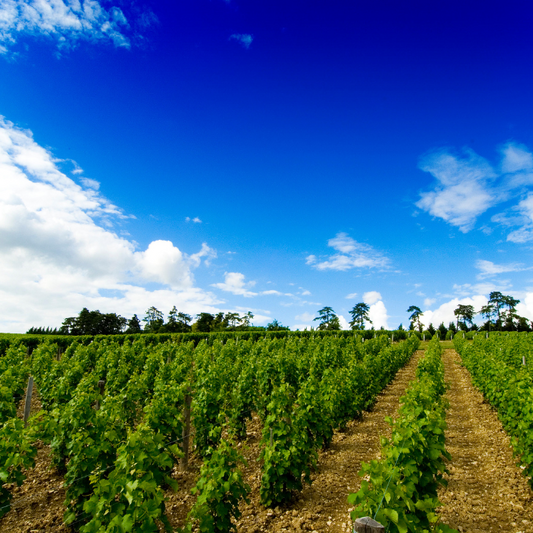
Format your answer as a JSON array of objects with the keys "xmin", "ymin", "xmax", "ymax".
[
  {"xmin": 307, "ymin": 233, "xmax": 389, "ymax": 271},
  {"xmin": 79, "ymin": 177, "xmax": 99, "ymax": 190},
  {"xmin": 516, "ymin": 293, "xmax": 533, "ymax": 322},
  {"xmin": 417, "ymin": 142, "xmax": 533, "ymax": 238},
  {"xmin": 345, "ymin": 292, "xmax": 358, "ymax": 299},
  {"xmin": 295, "ymin": 312, "xmax": 315, "ymax": 323},
  {"xmin": 501, "ymin": 142, "xmax": 533, "ymax": 174},
  {"xmin": 0, "ymin": 0, "xmax": 157, "ymax": 55},
  {"xmin": 452, "ymin": 280, "xmax": 512, "ymax": 298},
  {"xmin": 475, "ymin": 259, "xmax": 528, "ymax": 279},
  {"xmin": 363, "ymin": 291, "xmax": 382, "ymax": 305},
  {"xmin": 506, "ymin": 193, "xmax": 533, "ymax": 242},
  {"xmin": 291, "ymin": 324, "xmax": 312, "ymax": 331},
  {"xmin": 368, "ymin": 301, "xmax": 389, "ymax": 329},
  {"xmin": 416, "ymin": 149, "xmax": 498, "ymax": 232},
  {"xmin": 186, "ymin": 216, "xmax": 202, "ymax": 223},
  {"xmin": 211, "ymin": 272, "xmax": 257, "ymax": 297},
  {"xmin": 0, "ymin": 117, "xmax": 220, "ymax": 332},
  {"xmin": 338, "ymin": 314, "xmax": 350, "ymax": 330},
  {"xmin": 229, "ymin": 33, "xmax": 253, "ymax": 49},
  {"xmin": 421, "ymin": 295, "xmax": 488, "ymax": 328}
]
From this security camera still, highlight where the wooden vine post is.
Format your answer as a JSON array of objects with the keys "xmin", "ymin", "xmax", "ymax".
[
  {"xmin": 23, "ymin": 376, "xmax": 34, "ymax": 427},
  {"xmin": 353, "ymin": 517, "xmax": 385, "ymax": 532},
  {"xmin": 180, "ymin": 388, "xmax": 192, "ymax": 470},
  {"xmin": 95, "ymin": 380, "xmax": 105, "ymax": 410}
]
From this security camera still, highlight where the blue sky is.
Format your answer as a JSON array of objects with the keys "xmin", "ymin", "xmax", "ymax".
[{"xmin": 1, "ymin": 0, "xmax": 533, "ymax": 332}]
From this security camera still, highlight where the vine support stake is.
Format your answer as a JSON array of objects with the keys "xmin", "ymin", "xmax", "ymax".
[
  {"xmin": 180, "ymin": 388, "xmax": 192, "ymax": 471},
  {"xmin": 23, "ymin": 376, "xmax": 34, "ymax": 427},
  {"xmin": 95, "ymin": 379, "xmax": 105, "ymax": 410},
  {"xmin": 353, "ymin": 517, "xmax": 385, "ymax": 532},
  {"xmin": 523, "ymin": 355, "xmax": 526, "ymax": 366}
]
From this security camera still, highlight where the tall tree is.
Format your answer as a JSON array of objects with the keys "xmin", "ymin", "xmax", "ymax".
[
  {"xmin": 454, "ymin": 304, "xmax": 475, "ymax": 331},
  {"xmin": 239, "ymin": 311, "xmax": 254, "ymax": 329},
  {"xmin": 143, "ymin": 306, "xmax": 164, "ymax": 333},
  {"xmin": 194, "ymin": 313, "xmax": 215, "ymax": 332},
  {"xmin": 125, "ymin": 314, "xmax": 142, "ymax": 334},
  {"xmin": 349, "ymin": 303, "xmax": 372, "ymax": 330},
  {"xmin": 406, "ymin": 305, "xmax": 423, "ymax": 332},
  {"xmin": 60, "ymin": 308, "xmax": 127, "ymax": 335},
  {"xmin": 266, "ymin": 319, "xmax": 290, "ymax": 331},
  {"xmin": 488, "ymin": 291, "xmax": 506, "ymax": 327},
  {"xmin": 164, "ymin": 306, "xmax": 192, "ymax": 333},
  {"xmin": 479, "ymin": 303, "xmax": 496, "ymax": 331},
  {"xmin": 313, "ymin": 307, "xmax": 341, "ymax": 330}
]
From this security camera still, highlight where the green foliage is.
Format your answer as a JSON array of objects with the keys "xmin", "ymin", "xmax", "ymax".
[
  {"xmin": 0, "ymin": 418, "xmax": 38, "ymax": 518},
  {"xmin": 186, "ymin": 438, "xmax": 250, "ymax": 533},
  {"xmin": 80, "ymin": 424, "xmax": 180, "ymax": 533},
  {"xmin": 454, "ymin": 332, "xmax": 533, "ymax": 487},
  {"xmin": 348, "ymin": 337, "xmax": 457, "ymax": 533},
  {"xmin": 259, "ymin": 382, "xmax": 316, "ymax": 506}
]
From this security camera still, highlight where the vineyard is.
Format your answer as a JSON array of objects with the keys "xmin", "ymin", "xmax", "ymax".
[{"xmin": 1, "ymin": 332, "xmax": 533, "ymax": 532}]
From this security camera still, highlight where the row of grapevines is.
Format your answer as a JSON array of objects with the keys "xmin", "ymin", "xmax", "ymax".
[
  {"xmin": 348, "ymin": 336, "xmax": 458, "ymax": 533},
  {"xmin": 453, "ymin": 332, "xmax": 533, "ymax": 488},
  {"xmin": 0, "ymin": 343, "xmax": 37, "ymax": 517},
  {"xmin": 258, "ymin": 335, "xmax": 421, "ymax": 506}
]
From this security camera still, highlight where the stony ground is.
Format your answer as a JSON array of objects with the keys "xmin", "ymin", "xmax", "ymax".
[
  {"xmin": 437, "ymin": 348, "xmax": 533, "ymax": 533},
  {"xmin": 2, "ymin": 344, "xmax": 533, "ymax": 533}
]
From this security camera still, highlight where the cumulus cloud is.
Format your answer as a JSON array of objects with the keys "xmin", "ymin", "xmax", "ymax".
[
  {"xmin": 363, "ymin": 291, "xmax": 382, "ymax": 305},
  {"xmin": 0, "ymin": 0, "xmax": 157, "ymax": 55},
  {"xmin": 360, "ymin": 292, "xmax": 390, "ymax": 329},
  {"xmin": 185, "ymin": 216, "xmax": 202, "ymax": 223},
  {"xmin": 0, "ymin": 117, "xmax": 220, "ymax": 332},
  {"xmin": 211, "ymin": 272, "xmax": 258, "ymax": 297},
  {"xmin": 417, "ymin": 142, "xmax": 533, "ymax": 237},
  {"xmin": 421, "ymin": 295, "xmax": 488, "ymax": 328},
  {"xmin": 368, "ymin": 301, "xmax": 389, "ymax": 329},
  {"xmin": 307, "ymin": 233, "xmax": 389, "ymax": 271},
  {"xmin": 229, "ymin": 33, "xmax": 253, "ymax": 49}
]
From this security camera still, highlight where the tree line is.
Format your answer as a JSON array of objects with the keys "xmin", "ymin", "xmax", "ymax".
[
  {"xmin": 27, "ymin": 307, "xmax": 290, "ymax": 336},
  {"xmin": 311, "ymin": 291, "xmax": 532, "ymax": 334},
  {"xmin": 26, "ymin": 291, "xmax": 531, "ymax": 336}
]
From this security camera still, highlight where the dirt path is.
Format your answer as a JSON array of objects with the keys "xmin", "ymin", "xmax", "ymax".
[
  {"xmin": 0, "ymin": 385, "xmax": 67, "ymax": 533},
  {"xmin": 230, "ymin": 348, "xmax": 424, "ymax": 533},
  {"xmin": 438, "ymin": 348, "xmax": 533, "ymax": 533}
]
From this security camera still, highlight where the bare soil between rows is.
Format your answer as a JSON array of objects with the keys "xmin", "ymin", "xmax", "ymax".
[
  {"xmin": 2, "ymin": 345, "xmax": 533, "ymax": 532},
  {"xmin": 437, "ymin": 348, "xmax": 533, "ymax": 533}
]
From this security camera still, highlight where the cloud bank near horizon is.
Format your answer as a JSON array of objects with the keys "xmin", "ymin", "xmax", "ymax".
[{"xmin": 0, "ymin": 117, "xmax": 221, "ymax": 332}]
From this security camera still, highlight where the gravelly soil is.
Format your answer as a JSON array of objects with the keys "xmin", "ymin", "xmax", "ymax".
[
  {"xmin": 3, "ymin": 344, "xmax": 533, "ymax": 533},
  {"xmin": 438, "ymin": 348, "xmax": 533, "ymax": 533}
]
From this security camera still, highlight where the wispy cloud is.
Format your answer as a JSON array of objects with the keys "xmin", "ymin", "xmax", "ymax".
[
  {"xmin": 416, "ymin": 148, "xmax": 498, "ymax": 232},
  {"xmin": 229, "ymin": 33, "xmax": 253, "ymax": 49},
  {"xmin": 306, "ymin": 233, "xmax": 389, "ymax": 271},
  {"xmin": 185, "ymin": 216, "xmax": 202, "ymax": 223},
  {"xmin": 416, "ymin": 142, "xmax": 533, "ymax": 239},
  {"xmin": 0, "ymin": 0, "xmax": 157, "ymax": 56},
  {"xmin": 475, "ymin": 259, "xmax": 530, "ymax": 279}
]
